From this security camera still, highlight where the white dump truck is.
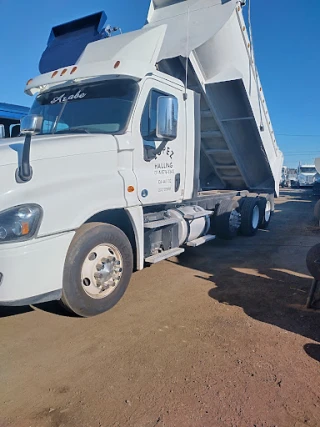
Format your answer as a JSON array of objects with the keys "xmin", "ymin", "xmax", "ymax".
[{"xmin": 0, "ymin": 0, "xmax": 283, "ymax": 316}]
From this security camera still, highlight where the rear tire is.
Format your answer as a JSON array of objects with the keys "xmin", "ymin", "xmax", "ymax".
[
  {"xmin": 239, "ymin": 197, "xmax": 260, "ymax": 236},
  {"xmin": 306, "ymin": 244, "xmax": 320, "ymax": 280},
  {"xmin": 61, "ymin": 222, "xmax": 133, "ymax": 317},
  {"xmin": 258, "ymin": 195, "xmax": 273, "ymax": 229},
  {"xmin": 314, "ymin": 200, "xmax": 320, "ymax": 221},
  {"xmin": 211, "ymin": 199, "xmax": 241, "ymax": 240}
]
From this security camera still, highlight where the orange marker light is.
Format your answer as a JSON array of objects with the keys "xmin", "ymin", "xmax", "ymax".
[
  {"xmin": 70, "ymin": 66, "xmax": 78, "ymax": 74},
  {"xmin": 26, "ymin": 79, "xmax": 33, "ymax": 85},
  {"xmin": 51, "ymin": 71, "xmax": 58, "ymax": 78},
  {"xmin": 114, "ymin": 61, "xmax": 121, "ymax": 69},
  {"xmin": 127, "ymin": 186, "xmax": 135, "ymax": 193},
  {"xmin": 60, "ymin": 69, "xmax": 68, "ymax": 76},
  {"xmin": 21, "ymin": 222, "xmax": 30, "ymax": 235}
]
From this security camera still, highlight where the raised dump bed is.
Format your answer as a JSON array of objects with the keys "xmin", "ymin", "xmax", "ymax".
[{"xmin": 146, "ymin": 0, "xmax": 283, "ymax": 195}]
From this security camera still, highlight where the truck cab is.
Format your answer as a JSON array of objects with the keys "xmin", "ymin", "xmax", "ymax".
[
  {"xmin": 297, "ymin": 164, "xmax": 317, "ymax": 187},
  {"xmin": 0, "ymin": 103, "xmax": 29, "ymax": 138}
]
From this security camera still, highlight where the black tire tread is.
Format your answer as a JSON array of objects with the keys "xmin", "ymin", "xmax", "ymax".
[
  {"xmin": 314, "ymin": 200, "xmax": 320, "ymax": 221},
  {"xmin": 240, "ymin": 197, "xmax": 260, "ymax": 237},
  {"xmin": 306, "ymin": 243, "xmax": 320, "ymax": 280},
  {"xmin": 212, "ymin": 199, "xmax": 240, "ymax": 240}
]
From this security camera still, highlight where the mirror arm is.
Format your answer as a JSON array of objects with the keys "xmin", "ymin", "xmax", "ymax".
[
  {"xmin": 144, "ymin": 139, "xmax": 168, "ymax": 162},
  {"xmin": 16, "ymin": 134, "xmax": 33, "ymax": 183}
]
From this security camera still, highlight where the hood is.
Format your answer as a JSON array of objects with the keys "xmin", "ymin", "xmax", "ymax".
[{"xmin": 0, "ymin": 133, "xmax": 118, "ymax": 167}]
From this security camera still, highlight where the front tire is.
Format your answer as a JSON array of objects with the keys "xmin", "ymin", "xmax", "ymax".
[{"xmin": 61, "ymin": 223, "xmax": 133, "ymax": 317}]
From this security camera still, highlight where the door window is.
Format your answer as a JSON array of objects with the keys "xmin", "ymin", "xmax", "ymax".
[{"xmin": 140, "ymin": 89, "xmax": 177, "ymax": 161}]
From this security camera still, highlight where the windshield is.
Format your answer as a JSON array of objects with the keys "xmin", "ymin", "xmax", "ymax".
[
  {"xmin": 29, "ymin": 79, "xmax": 138, "ymax": 135},
  {"xmin": 300, "ymin": 167, "xmax": 316, "ymax": 174}
]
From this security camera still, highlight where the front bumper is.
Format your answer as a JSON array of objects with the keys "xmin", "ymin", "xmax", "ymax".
[{"xmin": 0, "ymin": 232, "xmax": 75, "ymax": 306}]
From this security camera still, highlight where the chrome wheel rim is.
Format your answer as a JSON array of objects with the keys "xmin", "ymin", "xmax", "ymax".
[
  {"xmin": 265, "ymin": 201, "xmax": 271, "ymax": 222},
  {"xmin": 81, "ymin": 244, "xmax": 123, "ymax": 299}
]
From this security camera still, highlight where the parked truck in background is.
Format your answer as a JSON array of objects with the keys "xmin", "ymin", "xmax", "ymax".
[
  {"xmin": 0, "ymin": 103, "xmax": 29, "ymax": 138},
  {"xmin": 296, "ymin": 163, "xmax": 317, "ymax": 187},
  {"xmin": 280, "ymin": 166, "xmax": 289, "ymax": 188},
  {"xmin": 288, "ymin": 168, "xmax": 298, "ymax": 188},
  {"xmin": 0, "ymin": 0, "xmax": 283, "ymax": 317}
]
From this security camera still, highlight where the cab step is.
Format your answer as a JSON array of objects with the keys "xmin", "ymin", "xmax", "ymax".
[
  {"xmin": 186, "ymin": 234, "xmax": 216, "ymax": 247},
  {"xmin": 183, "ymin": 209, "xmax": 213, "ymax": 220},
  {"xmin": 145, "ymin": 247, "xmax": 185, "ymax": 264},
  {"xmin": 144, "ymin": 217, "xmax": 180, "ymax": 229}
]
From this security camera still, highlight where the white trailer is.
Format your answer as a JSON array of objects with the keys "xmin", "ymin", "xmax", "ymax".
[{"xmin": 0, "ymin": 1, "xmax": 283, "ymax": 316}]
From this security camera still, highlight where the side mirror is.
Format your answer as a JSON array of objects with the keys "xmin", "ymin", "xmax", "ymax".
[
  {"xmin": 156, "ymin": 96, "xmax": 178, "ymax": 141},
  {"xmin": 0, "ymin": 124, "xmax": 5, "ymax": 139},
  {"xmin": 20, "ymin": 115, "xmax": 43, "ymax": 135}
]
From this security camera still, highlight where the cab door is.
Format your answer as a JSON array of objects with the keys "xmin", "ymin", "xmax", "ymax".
[{"xmin": 132, "ymin": 78, "xmax": 186, "ymax": 205}]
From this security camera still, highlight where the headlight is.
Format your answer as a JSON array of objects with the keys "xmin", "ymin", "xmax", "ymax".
[{"xmin": 0, "ymin": 204, "xmax": 42, "ymax": 244}]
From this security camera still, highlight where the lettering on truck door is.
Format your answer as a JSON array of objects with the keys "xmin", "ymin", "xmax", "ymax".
[{"xmin": 132, "ymin": 79, "xmax": 186, "ymax": 204}]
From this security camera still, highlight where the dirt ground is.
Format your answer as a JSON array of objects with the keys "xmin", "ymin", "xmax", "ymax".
[{"xmin": 1, "ymin": 189, "xmax": 320, "ymax": 427}]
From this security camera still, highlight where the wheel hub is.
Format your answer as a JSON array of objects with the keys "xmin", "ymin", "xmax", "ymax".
[
  {"xmin": 81, "ymin": 244, "xmax": 123, "ymax": 299},
  {"xmin": 229, "ymin": 210, "xmax": 241, "ymax": 231}
]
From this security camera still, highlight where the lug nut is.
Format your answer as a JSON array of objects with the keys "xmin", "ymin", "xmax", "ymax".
[{"xmin": 96, "ymin": 264, "xmax": 103, "ymax": 271}]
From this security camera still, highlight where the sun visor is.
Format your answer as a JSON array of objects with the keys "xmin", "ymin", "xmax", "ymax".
[
  {"xmin": 39, "ymin": 11, "xmax": 108, "ymax": 74},
  {"xmin": 77, "ymin": 25, "xmax": 167, "ymax": 67}
]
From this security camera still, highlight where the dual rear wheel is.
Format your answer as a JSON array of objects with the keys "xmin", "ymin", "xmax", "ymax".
[{"xmin": 212, "ymin": 195, "xmax": 273, "ymax": 240}]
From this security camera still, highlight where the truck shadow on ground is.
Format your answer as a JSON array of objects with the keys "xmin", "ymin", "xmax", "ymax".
[
  {"xmin": 0, "ymin": 305, "xmax": 34, "ymax": 318},
  {"xmin": 173, "ymin": 251, "xmax": 320, "ymax": 357},
  {"xmin": 173, "ymin": 189, "xmax": 320, "ymax": 358},
  {"xmin": 0, "ymin": 301, "xmax": 76, "ymax": 318},
  {"xmin": 304, "ymin": 343, "xmax": 320, "ymax": 363}
]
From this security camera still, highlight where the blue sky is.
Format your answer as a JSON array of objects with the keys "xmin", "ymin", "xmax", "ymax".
[{"xmin": 0, "ymin": 0, "xmax": 319, "ymax": 167}]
